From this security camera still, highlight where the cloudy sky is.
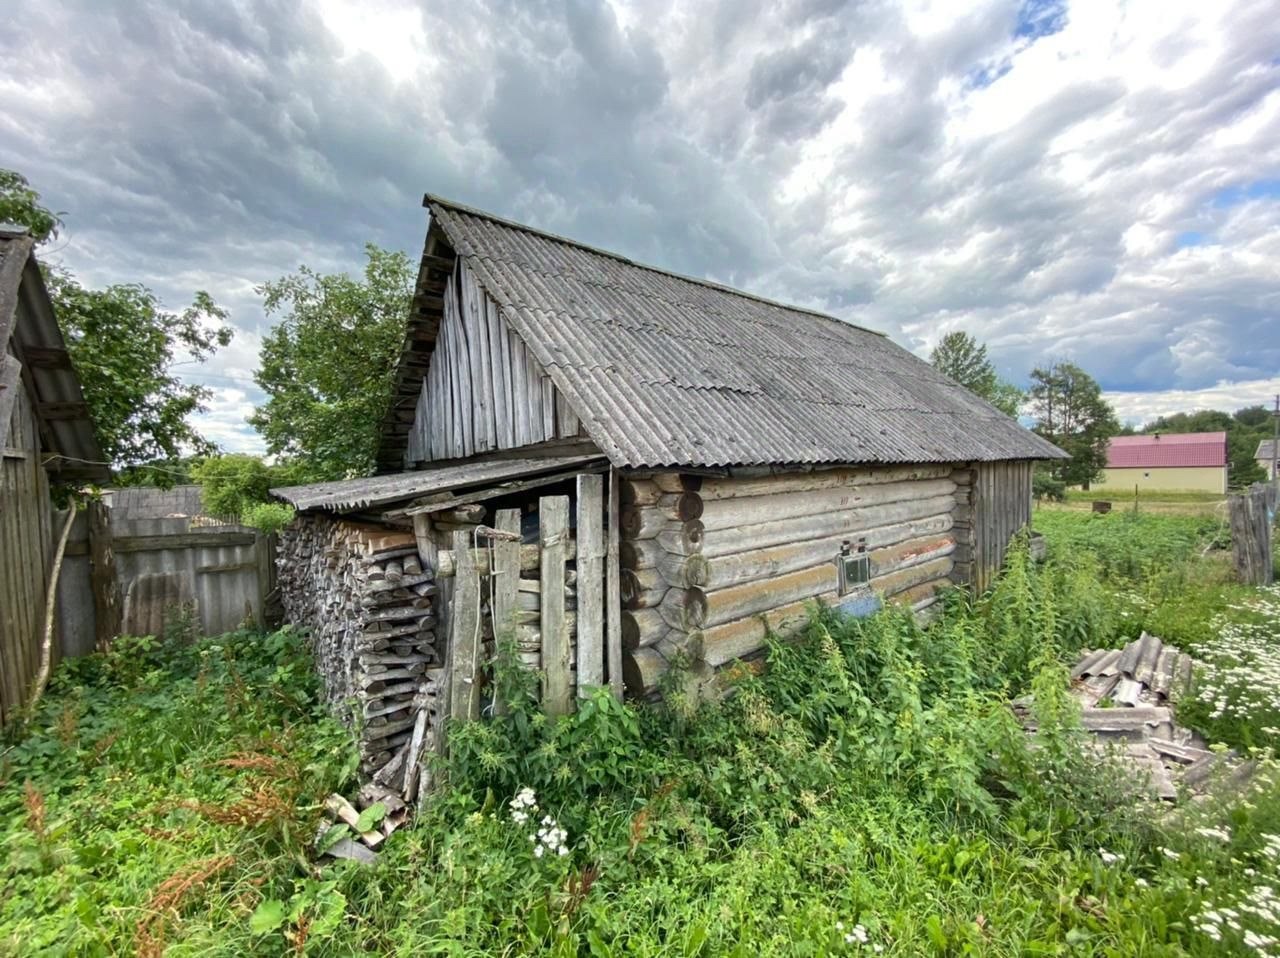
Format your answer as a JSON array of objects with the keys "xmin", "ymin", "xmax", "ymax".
[{"xmin": 2, "ymin": 0, "xmax": 1278, "ymax": 453}]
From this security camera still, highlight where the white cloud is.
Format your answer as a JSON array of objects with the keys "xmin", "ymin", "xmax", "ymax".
[{"xmin": 1106, "ymin": 377, "xmax": 1280, "ymax": 426}]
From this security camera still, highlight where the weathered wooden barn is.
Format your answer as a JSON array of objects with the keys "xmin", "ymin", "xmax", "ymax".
[
  {"xmin": 0, "ymin": 228, "xmax": 108, "ymax": 726},
  {"xmin": 273, "ymin": 196, "xmax": 1063, "ymax": 797}
]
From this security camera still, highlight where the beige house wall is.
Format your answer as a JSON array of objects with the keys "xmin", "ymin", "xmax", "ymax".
[
  {"xmin": 1095, "ymin": 466, "xmax": 1227, "ymax": 494},
  {"xmin": 1258, "ymin": 458, "xmax": 1278, "ymax": 481}
]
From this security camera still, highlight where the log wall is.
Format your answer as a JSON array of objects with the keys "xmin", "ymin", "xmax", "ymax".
[
  {"xmin": 618, "ymin": 464, "xmax": 959, "ymax": 697},
  {"xmin": 407, "ymin": 260, "xmax": 582, "ymax": 464}
]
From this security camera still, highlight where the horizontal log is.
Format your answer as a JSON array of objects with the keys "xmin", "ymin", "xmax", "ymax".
[
  {"xmin": 434, "ymin": 541, "xmax": 575, "ymax": 577},
  {"xmin": 651, "ymin": 474, "xmax": 704, "ymax": 494},
  {"xmin": 657, "ymin": 586, "xmax": 707, "ymax": 631},
  {"xmin": 655, "ymin": 519, "xmax": 704, "ymax": 556},
  {"xmin": 697, "ymin": 563, "xmax": 833, "ymax": 629},
  {"xmin": 620, "ymin": 538, "xmax": 709, "ymax": 587},
  {"xmin": 700, "ymin": 520, "xmax": 954, "ymax": 591},
  {"xmin": 619, "ymin": 478, "xmax": 663, "ymax": 507},
  {"xmin": 683, "ymin": 463, "xmax": 956, "ymax": 501},
  {"xmin": 698, "ymin": 593, "xmax": 829, "ymax": 668},
  {"xmin": 698, "ymin": 478, "xmax": 956, "ymax": 532},
  {"xmin": 621, "ymin": 567, "xmax": 667, "ymax": 609},
  {"xmin": 622, "ymin": 647, "xmax": 668, "ymax": 697},
  {"xmin": 621, "ymin": 608, "xmax": 670, "ymax": 650},
  {"xmin": 620, "ymin": 506, "xmax": 669, "ymax": 540},
  {"xmin": 694, "ymin": 556, "xmax": 955, "ymax": 668},
  {"xmin": 698, "ymin": 495, "xmax": 955, "ymax": 558}
]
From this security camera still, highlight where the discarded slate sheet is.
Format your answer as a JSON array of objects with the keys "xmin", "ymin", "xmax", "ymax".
[{"xmin": 1019, "ymin": 632, "xmax": 1229, "ymax": 802}]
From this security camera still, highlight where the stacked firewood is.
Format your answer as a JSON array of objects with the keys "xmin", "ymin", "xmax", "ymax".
[{"xmin": 277, "ymin": 515, "xmax": 441, "ymax": 800}]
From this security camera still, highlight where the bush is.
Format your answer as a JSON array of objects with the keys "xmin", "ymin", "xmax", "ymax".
[
  {"xmin": 242, "ymin": 501, "xmax": 295, "ymax": 534},
  {"xmin": 1032, "ymin": 471, "xmax": 1065, "ymax": 502}
]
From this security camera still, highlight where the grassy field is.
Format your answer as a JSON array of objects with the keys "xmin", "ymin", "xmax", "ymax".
[
  {"xmin": 1044, "ymin": 489, "xmax": 1230, "ymax": 517},
  {"xmin": 2, "ymin": 512, "xmax": 1278, "ymax": 955}
]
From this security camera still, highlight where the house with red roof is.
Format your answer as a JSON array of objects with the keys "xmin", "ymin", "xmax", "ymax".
[{"xmin": 1096, "ymin": 432, "xmax": 1228, "ymax": 494}]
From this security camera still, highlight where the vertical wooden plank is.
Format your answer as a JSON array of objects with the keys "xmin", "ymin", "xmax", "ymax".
[
  {"xmin": 491, "ymin": 508, "xmax": 521, "ymax": 715},
  {"xmin": 575, "ymin": 475, "xmax": 604, "ymax": 692},
  {"xmin": 88, "ymin": 499, "xmax": 120, "ymax": 649},
  {"xmin": 491, "ymin": 509, "xmax": 521, "ymax": 641},
  {"xmin": 486, "ymin": 298, "xmax": 511, "ymax": 448},
  {"xmin": 464, "ymin": 267, "xmax": 495, "ymax": 453},
  {"xmin": 448, "ymin": 529, "xmax": 481, "ymax": 721},
  {"xmin": 541, "ymin": 372, "xmax": 555, "ymax": 439},
  {"xmin": 605, "ymin": 469, "xmax": 623, "ymax": 700},
  {"xmin": 539, "ymin": 495, "xmax": 571, "ymax": 715},
  {"xmin": 511, "ymin": 333, "xmax": 530, "ymax": 446}
]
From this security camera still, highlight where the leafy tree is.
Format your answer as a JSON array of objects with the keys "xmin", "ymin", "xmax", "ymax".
[
  {"xmin": 250, "ymin": 245, "xmax": 413, "ymax": 481},
  {"xmin": 47, "ymin": 272, "xmax": 233, "ymax": 468},
  {"xmin": 0, "ymin": 169, "xmax": 61, "ymax": 243},
  {"xmin": 930, "ymin": 331, "xmax": 1023, "ymax": 417},
  {"xmin": 1234, "ymin": 405, "xmax": 1271, "ymax": 429},
  {"xmin": 1026, "ymin": 361, "xmax": 1120, "ymax": 487}
]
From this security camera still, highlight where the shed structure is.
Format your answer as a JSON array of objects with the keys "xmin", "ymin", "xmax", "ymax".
[
  {"xmin": 273, "ymin": 195, "xmax": 1063, "ymax": 794},
  {"xmin": 0, "ymin": 228, "xmax": 108, "ymax": 725}
]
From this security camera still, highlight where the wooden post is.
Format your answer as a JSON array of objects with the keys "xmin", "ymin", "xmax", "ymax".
[
  {"xmin": 491, "ymin": 508, "xmax": 520, "ymax": 715},
  {"xmin": 1229, "ymin": 484, "xmax": 1274, "ymax": 586},
  {"xmin": 606, "ymin": 469, "xmax": 624, "ymax": 700},
  {"xmin": 87, "ymin": 499, "xmax": 120, "ymax": 651},
  {"xmin": 576, "ymin": 474, "xmax": 605, "ymax": 692},
  {"xmin": 448, "ymin": 530, "xmax": 482, "ymax": 721},
  {"xmin": 539, "ymin": 495, "xmax": 571, "ymax": 715}
]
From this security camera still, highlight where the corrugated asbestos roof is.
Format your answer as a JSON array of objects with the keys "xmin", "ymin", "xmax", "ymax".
[
  {"xmin": 413, "ymin": 196, "xmax": 1065, "ymax": 469},
  {"xmin": 0, "ymin": 229, "xmax": 109, "ymax": 481},
  {"xmin": 1107, "ymin": 432, "xmax": 1228, "ymax": 468},
  {"xmin": 272, "ymin": 454, "xmax": 605, "ymax": 513}
]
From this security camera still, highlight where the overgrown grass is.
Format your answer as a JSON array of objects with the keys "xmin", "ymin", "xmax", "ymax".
[{"xmin": 3, "ymin": 514, "xmax": 1279, "ymax": 955}]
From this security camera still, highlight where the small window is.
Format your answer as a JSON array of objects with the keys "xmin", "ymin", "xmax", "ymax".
[{"xmin": 836, "ymin": 539, "xmax": 871, "ymax": 596}]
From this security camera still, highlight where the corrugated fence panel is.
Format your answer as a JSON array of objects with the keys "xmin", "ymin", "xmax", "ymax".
[
  {"xmin": 112, "ymin": 518, "xmax": 265, "ymax": 638},
  {"xmin": 0, "ymin": 381, "xmax": 54, "ymax": 726}
]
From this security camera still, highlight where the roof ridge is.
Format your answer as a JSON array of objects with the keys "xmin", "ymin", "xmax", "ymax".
[{"xmin": 423, "ymin": 193, "xmax": 886, "ymax": 338}]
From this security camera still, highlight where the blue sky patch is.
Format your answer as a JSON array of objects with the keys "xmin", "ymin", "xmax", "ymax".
[
  {"xmin": 1211, "ymin": 178, "xmax": 1280, "ymax": 207},
  {"xmin": 1015, "ymin": 0, "xmax": 1068, "ymax": 41},
  {"xmin": 1174, "ymin": 230, "xmax": 1209, "ymax": 249}
]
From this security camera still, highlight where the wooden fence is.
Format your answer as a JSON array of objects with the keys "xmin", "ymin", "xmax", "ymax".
[
  {"xmin": 56, "ymin": 509, "xmax": 277, "ymax": 658},
  {"xmin": 1229, "ymin": 482, "xmax": 1277, "ymax": 586}
]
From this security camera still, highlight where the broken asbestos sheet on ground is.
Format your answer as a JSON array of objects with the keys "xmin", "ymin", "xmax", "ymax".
[{"xmin": 1017, "ymin": 632, "xmax": 1246, "ymax": 802}]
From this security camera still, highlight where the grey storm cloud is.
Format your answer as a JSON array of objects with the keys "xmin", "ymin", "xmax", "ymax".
[{"xmin": 1, "ymin": 0, "xmax": 1278, "ymax": 452}]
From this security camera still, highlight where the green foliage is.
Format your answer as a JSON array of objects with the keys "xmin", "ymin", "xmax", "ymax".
[
  {"xmin": 0, "ymin": 628, "xmax": 354, "ymax": 954},
  {"xmin": 1027, "ymin": 361, "xmax": 1121, "ymax": 487},
  {"xmin": 929, "ymin": 331, "xmax": 1023, "ymax": 417},
  {"xmin": 250, "ymin": 245, "xmax": 413, "ymax": 481},
  {"xmin": 242, "ymin": 501, "xmax": 296, "ymax": 535},
  {"xmin": 46, "ymin": 271, "xmax": 233, "ymax": 468},
  {"xmin": 191, "ymin": 454, "xmax": 301, "ymax": 531},
  {"xmin": 191, "ymin": 453, "xmax": 273, "ymax": 519},
  {"xmin": 1031, "ymin": 470, "xmax": 1065, "ymax": 502},
  {"xmin": 4, "ymin": 513, "xmax": 1279, "ymax": 955},
  {"xmin": 0, "ymin": 168, "xmax": 62, "ymax": 243}
]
